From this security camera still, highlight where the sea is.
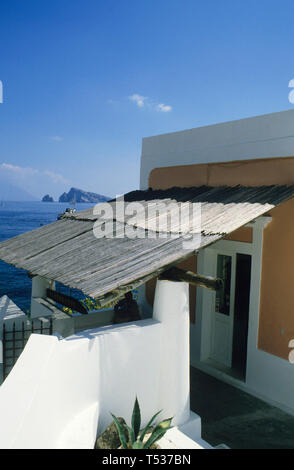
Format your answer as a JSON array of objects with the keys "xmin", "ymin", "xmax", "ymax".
[{"xmin": 0, "ymin": 201, "xmax": 95, "ymax": 312}]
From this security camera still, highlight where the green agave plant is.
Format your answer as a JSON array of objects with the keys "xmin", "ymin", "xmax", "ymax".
[{"xmin": 111, "ymin": 397, "xmax": 173, "ymax": 449}]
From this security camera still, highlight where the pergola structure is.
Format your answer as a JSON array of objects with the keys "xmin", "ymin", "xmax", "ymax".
[{"xmin": 0, "ymin": 184, "xmax": 294, "ymax": 310}]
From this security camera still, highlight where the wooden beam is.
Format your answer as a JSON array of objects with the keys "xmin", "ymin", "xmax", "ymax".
[
  {"xmin": 159, "ymin": 266, "xmax": 223, "ymax": 291},
  {"xmin": 97, "ymin": 266, "xmax": 222, "ymax": 308},
  {"xmin": 96, "ymin": 270, "xmax": 160, "ymax": 307}
]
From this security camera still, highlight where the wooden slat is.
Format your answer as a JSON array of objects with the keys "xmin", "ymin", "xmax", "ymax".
[{"xmin": 0, "ymin": 185, "xmax": 294, "ymax": 300}]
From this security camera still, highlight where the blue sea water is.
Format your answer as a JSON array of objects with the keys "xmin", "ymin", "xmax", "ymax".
[{"xmin": 0, "ymin": 201, "xmax": 94, "ymax": 312}]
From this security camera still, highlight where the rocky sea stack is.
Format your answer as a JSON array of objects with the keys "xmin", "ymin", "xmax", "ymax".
[
  {"xmin": 58, "ymin": 187, "xmax": 110, "ymax": 203},
  {"xmin": 42, "ymin": 194, "xmax": 54, "ymax": 202}
]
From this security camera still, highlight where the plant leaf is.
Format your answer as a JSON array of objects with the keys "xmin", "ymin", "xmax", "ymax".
[
  {"xmin": 139, "ymin": 409, "xmax": 162, "ymax": 442},
  {"xmin": 143, "ymin": 426, "xmax": 172, "ymax": 449},
  {"xmin": 143, "ymin": 418, "xmax": 173, "ymax": 449},
  {"xmin": 125, "ymin": 424, "xmax": 135, "ymax": 445},
  {"xmin": 132, "ymin": 440, "xmax": 144, "ymax": 449},
  {"xmin": 111, "ymin": 413, "xmax": 128, "ymax": 449},
  {"xmin": 155, "ymin": 417, "xmax": 173, "ymax": 431},
  {"xmin": 131, "ymin": 397, "xmax": 141, "ymax": 440}
]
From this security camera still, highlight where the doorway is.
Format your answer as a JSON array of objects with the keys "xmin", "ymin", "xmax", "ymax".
[
  {"xmin": 210, "ymin": 250, "xmax": 251, "ymax": 381},
  {"xmin": 232, "ymin": 253, "xmax": 251, "ymax": 379}
]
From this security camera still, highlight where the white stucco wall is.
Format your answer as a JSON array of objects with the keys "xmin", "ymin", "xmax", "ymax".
[
  {"xmin": 0, "ymin": 320, "xmax": 161, "ymax": 448},
  {"xmin": 140, "ymin": 109, "xmax": 294, "ymax": 189},
  {"xmin": 153, "ymin": 280, "xmax": 190, "ymax": 426},
  {"xmin": 0, "ymin": 280, "xmax": 197, "ymax": 449}
]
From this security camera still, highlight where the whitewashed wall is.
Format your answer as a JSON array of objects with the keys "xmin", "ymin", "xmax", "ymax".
[
  {"xmin": 0, "ymin": 280, "xmax": 194, "ymax": 449},
  {"xmin": 140, "ymin": 109, "xmax": 294, "ymax": 189}
]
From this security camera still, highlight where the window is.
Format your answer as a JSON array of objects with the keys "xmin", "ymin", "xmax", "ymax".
[{"xmin": 215, "ymin": 254, "xmax": 231, "ymax": 315}]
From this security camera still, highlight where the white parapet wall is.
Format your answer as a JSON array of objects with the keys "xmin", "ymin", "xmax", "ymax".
[
  {"xmin": 0, "ymin": 333, "xmax": 100, "ymax": 448},
  {"xmin": 73, "ymin": 308, "xmax": 114, "ymax": 333},
  {"xmin": 0, "ymin": 280, "xmax": 210, "ymax": 449},
  {"xmin": 153, "ymin": 279, "xmax": 190, "ymax": 426}
]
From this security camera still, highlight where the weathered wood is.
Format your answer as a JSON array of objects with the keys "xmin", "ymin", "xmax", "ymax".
[
  {"xmin": 96, "ymin": 247, "xmax": 224, "ymax": 307},
  {"xmin": 159, "ymin": 266, "xmax": 223, "ymax": 291},
  {"xmin": 0, "ymin": 185, "xmax": 293, "ymax": 301}
]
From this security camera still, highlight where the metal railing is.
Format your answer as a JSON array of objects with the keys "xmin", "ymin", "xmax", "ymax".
[{"xmin": 2, "ymin": 318, "xmax": 53, "ymax": 380}]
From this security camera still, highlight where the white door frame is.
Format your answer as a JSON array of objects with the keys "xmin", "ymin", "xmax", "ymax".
[
  {"xmin": 210, "ymin": 249, "xmax": 237, "ymax": 368},
  {"xmin": 191, "ymin": 216, "xmax": 272, "ymax": 383}
]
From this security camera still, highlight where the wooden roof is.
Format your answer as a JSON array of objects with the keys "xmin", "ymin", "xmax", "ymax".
[{"xmin": 0, "ymin": 185, "xmax": 293, "ymax": 302}]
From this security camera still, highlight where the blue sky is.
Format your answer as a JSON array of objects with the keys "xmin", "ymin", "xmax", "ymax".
[{"xmin": 0, "ymin": 0, "xmax": 294, "ymax": 199}]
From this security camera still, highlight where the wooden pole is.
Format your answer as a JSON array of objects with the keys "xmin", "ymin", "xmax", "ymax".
[
  {"xmin": 97, "ymin": 266, "xmax": 222, "ymax": 308},
  {"xmin": 159, "ymin": 266, "xmax": 223, "ymax": 291}
]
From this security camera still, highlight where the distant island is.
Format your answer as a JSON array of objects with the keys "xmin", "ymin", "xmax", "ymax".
[
  {"xmin": 42, "ymin": 194, "xmax": 54, "ymax": 202},
  {"xmin": 58, "ymin": 187, "xmax": 110, "ymax": 203}
]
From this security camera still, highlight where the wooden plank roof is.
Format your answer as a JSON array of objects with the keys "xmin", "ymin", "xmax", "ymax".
[{"xmin": 0, "ymin": 185, "xmax": 294, "ymax": 301}]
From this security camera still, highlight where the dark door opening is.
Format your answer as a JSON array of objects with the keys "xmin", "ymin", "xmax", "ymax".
[{"xmin": 232, "ymin": 253, "xmax": 251, "ymax": 380}]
